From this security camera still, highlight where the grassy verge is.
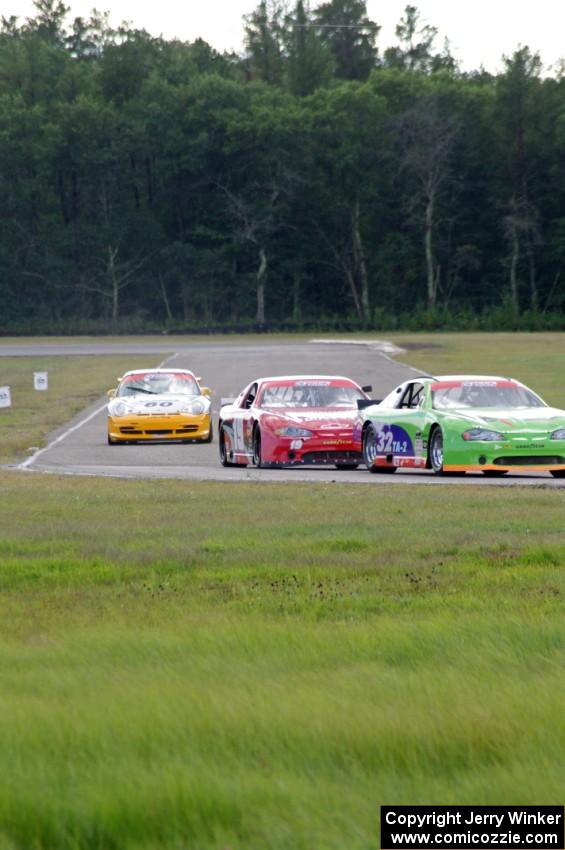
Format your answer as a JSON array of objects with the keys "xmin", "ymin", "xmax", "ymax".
[
  {"xmin": 0, "ymin": 355, "xmax": 156, "ymax": 463},
  {"xmin": 0, "ymin": 472, "xmax": 564, "ymax": 849}
]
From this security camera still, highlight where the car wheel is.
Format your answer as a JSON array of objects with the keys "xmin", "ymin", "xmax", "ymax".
[
  {"xmin": 427, "ymin": 428, "xmax": 463, "ymax": 475},
  {"xmin": 550, "ymin": 469, "xmax": 565, "ymax": 478},
  {"xmin": 253, "ymin": 427, "xmax": 263, "ymax": 468},
  {"xmin": 429, "ymin": 427, "xmax": 445, "ymax": 474},
  {"xmin": 219, "ymin": 426, "xmax": 236, "ymax": 467},
  {"xmin": 362, "ymin": 424, "xmax": 397, "ymax": 474},
  {"xmin": 362, "ymin": 423, "xmax": 377, "ymax": 472},
  {"xmin": 334, "ymin": 462, "xmax": 359, "ymax": 470},
  {"xmin": 107, "ymin": 434, "xmax": 118, "ymax": 445},
  {"xmin": 482, "ymin": 470, "xmax": 506, "ymax": 477}
]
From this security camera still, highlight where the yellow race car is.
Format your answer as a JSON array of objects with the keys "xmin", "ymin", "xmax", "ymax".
[{"xmin": 107, "ymin": 369, "xmax": 212, "ymax": 445}]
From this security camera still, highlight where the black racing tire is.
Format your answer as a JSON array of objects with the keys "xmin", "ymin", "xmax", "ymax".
[
  {"xmin": 429, "ymin": 427, "xmax": 445, "ymax": 475},
  {"xmin": 428, "ymin": 427, "xmax": 464, "ymax": 476},
  {"xmin": 482, "ymin": 470, "xmax": 507, "ymax": 477},
  {"xmin": 334, "ymin": 462, "xmax": 359, "ymax": 471},
  {"xmin": 550, "ymin": 469, "xmax": 565, "ymax": 478},
  {"xmin": 362, "ymin": 423, "xmax": 377, "ymax": 472},
  {"xmin": 252, "ymin": 427, "xmax": 264, "ymax": 468},
  {"xmin": 362, "ymin": 423, "xmax": 397, "ymax": 474},
  {"xmin": 107, "ymin": 434, "xmax": 119, "ymax": 445},
  {"xmin": 219, "ymin": 426, "xmax": 236, "ymax": 467}
]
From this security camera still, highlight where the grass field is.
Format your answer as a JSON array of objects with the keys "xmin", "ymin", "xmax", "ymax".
[
  {"xmin": 0, "ymin": 472, "xmax": 564, "ymax": 850},
  {"xmin": 0, "ymin": 333, "xmax": 564, "ymax": 849}
]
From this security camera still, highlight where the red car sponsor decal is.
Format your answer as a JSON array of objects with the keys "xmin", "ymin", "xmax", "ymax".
[
  {"xmin": 122, "ymin": 372, "xmax": 195, "ymax": 382},
  {"xmin": 431, "ymin": 380, "xmax": 518, "ymax": 390}
]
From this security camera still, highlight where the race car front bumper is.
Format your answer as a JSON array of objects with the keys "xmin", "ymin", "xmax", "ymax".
[
  {"xmin": 268, "ymin": 437, "xmax": 362, "ymax": 466},
  {"xmin": 108, "ymin": 413, "xmax": 211, "ymax": 442},
  {"xmin": 444, "ymin": 444, "xmax": 565, "ymax": 473}
]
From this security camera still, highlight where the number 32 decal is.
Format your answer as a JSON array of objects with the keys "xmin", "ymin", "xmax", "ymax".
[{"xmin": 375, "ymin": 425, "xmax": 413, "ymax": 456}]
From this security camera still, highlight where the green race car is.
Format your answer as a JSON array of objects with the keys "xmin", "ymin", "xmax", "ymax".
[{"xmin": 358, "ymin": 375, "xmax": 565, "ymax": 477}]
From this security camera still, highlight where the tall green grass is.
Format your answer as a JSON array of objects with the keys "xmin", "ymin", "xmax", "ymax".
[{"xmin": 0, "ymin": 473, "xmax": 564, "ymax": 849}]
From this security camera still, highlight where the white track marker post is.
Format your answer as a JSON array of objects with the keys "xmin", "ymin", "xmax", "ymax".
[
  {"xmin": 34, "ymin": 372, "xmax": 48, "ymax": 391},
  {"xmin": 0, "ymin": 386, "xmax": 11, "ymax": 408}
]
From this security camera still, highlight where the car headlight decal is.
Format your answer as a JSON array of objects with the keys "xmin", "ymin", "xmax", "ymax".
[
  {"xmin": 181, "ymin": 400, "xmax": 206, "ymax": 415},
  {"xmin": 274, "ymin": 427, "xmax": 314, "ymax": 437},
  {"xmin": 112, "ymin": 402, "xmax": 130, "ymax": 417},
  {"xmin": 462, "ymin": 428, "xmax": 504, "ymax": 441}
]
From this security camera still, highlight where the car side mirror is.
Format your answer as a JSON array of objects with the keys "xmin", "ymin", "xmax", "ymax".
[
  {"xmin": 107, "ymin": 389, "xmax": 117, "ymax": 398},
  {"xmin": 362, "ymin": 385, "xmax": 373, "ymax": 393},
  {"xmin": 357, "ymin": 398, "xmax": 381, "ymax": 409},
  {"xmin": 200, "ymin": 387, "xmax": 211, "ymax": 398}
]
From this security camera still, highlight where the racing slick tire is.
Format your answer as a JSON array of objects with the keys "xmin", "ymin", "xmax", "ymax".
[
  {"xmin": 429, "ymin": 427, "xmax": 444, "ymax": 474},
  {"xmin": 107, "ymin": 434, "xmax": 119, "ymax": 445},
  {"xmin": 550, "ymin": 469, "xmax": 565, "ymax": 478},
  {"xmin": 253, "ymin": 426, "xmax": 265, "ymax": 468},
  {"xmin": 334, "ymin": 462, "xmax": 359, "ymax": 471},
  {"xmin": 428, "ymin": 427, "xmax": 464, "ymax": 476},
  {"xmin": 219, "ymin": 426, "xmax": 238, "ymax": 467},
  {"xmin": 362, "ymin": 423, "xmax": 397, "ymax": 474}
]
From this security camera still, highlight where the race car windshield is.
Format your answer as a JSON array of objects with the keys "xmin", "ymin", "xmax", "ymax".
[
  {"xmin": 118, "ymin": 373, "xmax": 200, "ymax": 397},
  {"xmin": 432, "ymin": 382, "xmax": 545, "ymax": 410},
  {"xmin": 260, "ymin": 383, "xmax": 363, "ymax": 408}
]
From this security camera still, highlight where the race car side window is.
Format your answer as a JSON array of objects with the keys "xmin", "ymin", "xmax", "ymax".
[
  {"xmin": 380, "ymin": 384, "xmax": 404, "ymax": 407},
  {"xmin": 242, "ymin": 383, "xmax": 258, "ymax": 409},
  {"xmin": 398, "ymin": 382, "xmax": 424, "ymax": 409},
  {"xmin": 398, "ymin": 385, "xmax": 413, "ymax": 408},
  {"xmin": 411, "ymin": 384, "xmax": 424, "ymax": 408}
]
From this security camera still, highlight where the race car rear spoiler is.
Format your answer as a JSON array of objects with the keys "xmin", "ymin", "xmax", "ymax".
[
  {"xmin": 220, "ymin": 398, "xmax": 236, "ymax": 407},
  {"xmin": 357, "ymin": 398, "xmax": 381, "ymax": 409}
]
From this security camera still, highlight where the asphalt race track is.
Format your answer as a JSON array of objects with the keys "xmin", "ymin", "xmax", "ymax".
[{"xmin": 3, "ymin": 338, "xmax": 564, "ymax": 487}]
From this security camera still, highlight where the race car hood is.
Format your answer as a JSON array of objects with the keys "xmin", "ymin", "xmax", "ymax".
[
  {"xmin": 442, "ymin": 406, "xmax": 565, "ymax": 434},
  {"xmin": 109, "ymin": 394, "xmax": 210, "ymax": 415},
  {"xmin": 263, "ymin": 408, "xmax": 357, "ymax": 431}
]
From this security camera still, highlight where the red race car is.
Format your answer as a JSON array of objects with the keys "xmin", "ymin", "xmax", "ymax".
[{"xmin": 218, "ymin": 375, "xmax": 372, "ymax": 469}]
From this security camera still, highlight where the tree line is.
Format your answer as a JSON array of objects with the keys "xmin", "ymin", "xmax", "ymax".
[{"xmin": 1, "ymin": 0, "xmax": 565, "ymax": 333}]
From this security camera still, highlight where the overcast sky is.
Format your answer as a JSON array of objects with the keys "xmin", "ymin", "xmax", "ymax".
[{"xmin": 3, "ymin": 0, "xmax": 564, "ymax": 73}]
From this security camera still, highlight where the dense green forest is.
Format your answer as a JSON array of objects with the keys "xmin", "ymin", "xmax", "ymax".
[{"xmin": 1, "ymin": 0, "xmax": 565, "ymax": 333}]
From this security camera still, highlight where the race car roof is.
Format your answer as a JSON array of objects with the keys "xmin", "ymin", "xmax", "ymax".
[
  {"xmin": 120, "ymin": 368, "xmax": 197, "ymax": 378},
  {"xmin": 434, "ymin": 374, "xmax": 512, "ymax": 382},
  {"xmin": 254, "ymin": 375, "xmax": 361, "ymax": 384}
]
